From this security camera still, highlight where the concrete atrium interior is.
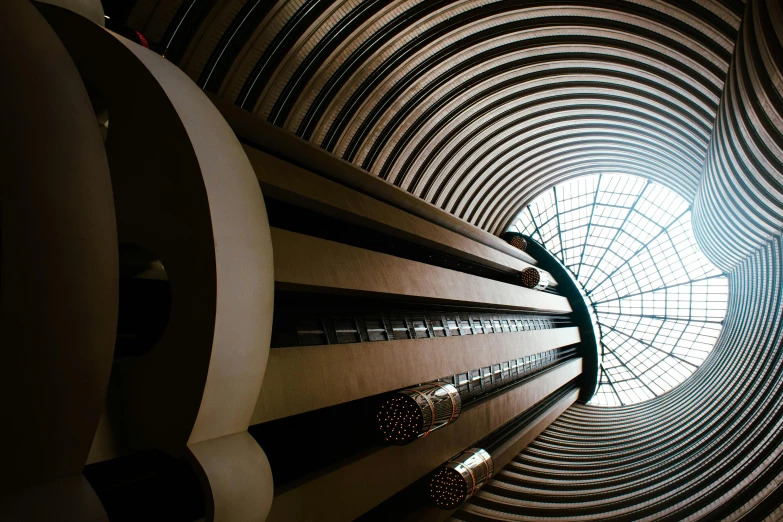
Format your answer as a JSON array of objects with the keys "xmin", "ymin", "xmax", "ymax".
[{"xmin": 1, "ymin": 0, "xmax": 782, "ymax": 521}]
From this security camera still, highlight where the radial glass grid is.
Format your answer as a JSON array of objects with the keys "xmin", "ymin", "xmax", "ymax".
[{"xmin": 509, "ymin": 174, "xmax": 728, "ymax": 406}]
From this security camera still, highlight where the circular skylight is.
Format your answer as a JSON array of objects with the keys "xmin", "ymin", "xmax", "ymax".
[{"xmin": 509, "ymin": 175, "xmax": 728, "ymax": 406}]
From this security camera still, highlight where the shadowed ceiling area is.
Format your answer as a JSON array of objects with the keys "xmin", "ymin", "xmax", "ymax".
[
  {"xmin": 110, "ymin": 0, "xmax": 783, "ymax": 519},
  {"xmin": 123, "ymin": 0, "xmax": 742, "ymax": 234}
]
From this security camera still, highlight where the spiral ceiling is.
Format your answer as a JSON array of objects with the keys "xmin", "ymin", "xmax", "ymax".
[
  {"xmin": 128, "ymin": 0, "xmax": 741, "ymax": 233},
  {"xmin": 122, "ymin": 0, "xmax": 783, "ymax": 518}
]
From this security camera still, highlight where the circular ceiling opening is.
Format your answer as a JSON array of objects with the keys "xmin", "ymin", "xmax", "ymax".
[{"xmin": 509, "ymin": 174, "xmax": 728, "ymax": 406}]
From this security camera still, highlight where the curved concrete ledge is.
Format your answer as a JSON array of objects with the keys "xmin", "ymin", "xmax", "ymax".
[{"xmin": 38, "ymin": 6, "xmax": 275, "ymax": 520}]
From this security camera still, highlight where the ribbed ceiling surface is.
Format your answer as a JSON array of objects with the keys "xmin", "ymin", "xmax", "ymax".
[
  {"xmin": 127, "ymin": 0, "xmax": 742, "ymax": 233},
  {"xmin": 455, "ymin": 236, "xmax": 783, "ymax": 521}
]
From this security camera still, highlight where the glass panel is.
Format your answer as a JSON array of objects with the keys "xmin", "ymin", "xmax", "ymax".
[{"xmin": 510, "ymin": 174, "xmax": 728, "ymax": 406}]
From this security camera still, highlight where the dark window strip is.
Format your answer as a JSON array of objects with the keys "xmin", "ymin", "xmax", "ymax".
[{"xmin": 272, "ymin": 295, "xmax": 571, "ymax": 348}]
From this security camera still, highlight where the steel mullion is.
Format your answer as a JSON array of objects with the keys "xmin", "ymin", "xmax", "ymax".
[
  {"xmin": 553, "ymin": 185, "xmax": 567, "ymax": 264},
  {"xmin": 582, "ymin": 180, "xmax": 651, "ymax": 290},
  {"xmin": 587, "ymin": 208, "xmax": 690, "ymax": 294},
  {"xmin": 576, "ymin": 174, "xmax": 602, "ymax": 280},
  {"xmin": 602, "ymin": 343, "xmax": 659, "ymax": 397},
  {"xmin": 601, "ymin": 322, "xmax": 700, "ymax": 369},
  {"xmin": 593, "ymin": 274, "xmax": 726, "ymax": 305}
]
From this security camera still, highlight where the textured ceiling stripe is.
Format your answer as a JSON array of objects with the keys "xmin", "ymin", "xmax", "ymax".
[
  {"xmin": 236, "ymin": 0, "xmax": 335, "ymax": 112},
  {"xmin": 219, "ymin": 0, "xmax": 307, "ymax": 104},
  {"xmin": 253, "ymin": 0, "xmax": 367, "ymax": 119},
  {"xmin": 353, "ymin": 24, "xmax": 726, "ymax": 169},
  {"xmin": 285, "ymin": 0, "xmax": 454, "ymax": 134},
  {"xmin": 381, "ymin": 71, "xmax": 713, "ymax": 190},
  {"xmin": 433, "ymin": 105, "xmax": 705, "ymax": 204},
  {"xmin": 465, "ymin": 143, "xmax": 698, "ymax": 229},
  {"xmin": 266, "ymin": 0, "xmax": 400, "ymax": 126},
  {"xmin": 178, "ymin": 0, "xmax": 250, "ymax": 82},
  {"xmin": 306, "ymin": 1, "xmax": 736, "ymax": 150},
  {"xmin": 424, "ymin": 96, "xmax": 711, "ymax": 193},
  {"xmin": 405, "ymin": 65, "xmax": 715, "ymax": 201},
  {"xmin": 342, "ymin": 27, "xmax": 724, "ymax": 168},
  {"xmin": 693, "ymin": 0, "xmax": 783, "ymax": 271}
]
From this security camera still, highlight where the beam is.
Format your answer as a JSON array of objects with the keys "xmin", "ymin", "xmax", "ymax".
[
  {"xmin": 245, "ymin": 146, "xmax": 547, "ymax": 275},
  {"xmin": 271, "ymin": 228, "xmax": 572, "ymax": 313}
]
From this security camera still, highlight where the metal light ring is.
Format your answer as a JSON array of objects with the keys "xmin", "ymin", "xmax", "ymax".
[
  {"xmin": 463, "ymin": 448, "xmax": 494, "ymax": 481},
  {"xmin": 446, "ymin": 462, "xmax": 472, "ymax": 484},
  {"xmin": 409, "ymin": 389, "xmax": 437, "ymax": 434},
  {"xmin": 463, "ymin": 461, "xmax": 478, "ymax": 497},
  {"xmin": 432, "ymin": 381, "xmax": 461, "ymax": 423}
]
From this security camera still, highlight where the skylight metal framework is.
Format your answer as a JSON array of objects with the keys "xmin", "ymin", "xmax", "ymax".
[{"xmin": 510, "ymin": 175, "xmax": 728, "ymax": 406}]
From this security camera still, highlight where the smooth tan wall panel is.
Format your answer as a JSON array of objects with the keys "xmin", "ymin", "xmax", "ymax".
[
  {"xmin": 245, "ymin": 146, "xmax": 545, "ymax": 275},
  {"xmin": 272, "ymin": 228, "xmax": 571, "ymax": 312},
  {"xmin": 211, "ymin": 98, "xmax": 538, "ymax": 266},
  {"xmin": 254, "ymin": 327, "xmax": 580, "ymax": 422},
  {"xmin": 265, "ymin": 358, "xmax": 582, "ymax": 522}
]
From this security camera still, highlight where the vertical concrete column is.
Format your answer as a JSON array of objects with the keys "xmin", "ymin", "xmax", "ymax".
[
  {"xmin": 38, "ymin": 5, "xmax": 275, "ymax": 521},
  {"xmin": 692, "ymin": 0, "xmax": 783, "ymax": 270},
  {"xmin": 0, "ymin": 1, "xmax": 117, "ymax": 520}
]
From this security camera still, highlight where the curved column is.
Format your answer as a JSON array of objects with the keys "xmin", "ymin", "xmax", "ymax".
[
  {"xmin": 39, "ymin": 6, "xmax": 275, "ymax": 520},
  {"xmin": 0, "ymin": 1, "xmax": 117, "ymax": 520},
  {"xmin": 693, "ymin": 0, "xmax": 783, "ymax": 271}
]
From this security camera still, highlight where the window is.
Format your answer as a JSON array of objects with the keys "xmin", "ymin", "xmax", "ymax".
[{"xmin": 510, "ymin": 174, "xmax": 728, "ymax": 406}]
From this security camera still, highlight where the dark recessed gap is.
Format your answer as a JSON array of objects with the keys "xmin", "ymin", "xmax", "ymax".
[
  {"xmin": 83, "ymin": 450, "xmax": 205, "ymax": 522},
  {"xmin": 115, "ymin": 243, "xmax": 170, "ymax": 358},
  {"xmin": 271, "ymin": 289, "xmax": 572, "ymax": 348}
]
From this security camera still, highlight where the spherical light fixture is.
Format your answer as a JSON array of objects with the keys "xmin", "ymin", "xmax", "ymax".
[
  {"xmin": 508, "ymin": 236, "xmax": 528, "ymax": 251},
  {"xmin": 501, "ymin": 231, "xmax": 528, "ymax": 252}
]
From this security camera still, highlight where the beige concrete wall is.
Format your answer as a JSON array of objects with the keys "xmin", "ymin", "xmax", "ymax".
[
  {"xmin": 255, "ymin": 327, "xmax": 580, "ymax": 422},
  {"xmin": 265, "ymin": 358, "xmax": 582, "ymax": 521},
  {"xmin": 245, "ymin": 146, "xmax": 549, "ymax": 277},
  {"xmin": 272, "ymin": 228, "xmax": 571, "ymax": 312},
  {"xmin": 211, "ymin": 97, "xmax": 539, "ymax": 267}
]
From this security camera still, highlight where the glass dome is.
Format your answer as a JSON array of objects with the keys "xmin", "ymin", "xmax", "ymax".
[{"xmin": 509, "ymin": 175, "xmax": 728, "ymax": 406}]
